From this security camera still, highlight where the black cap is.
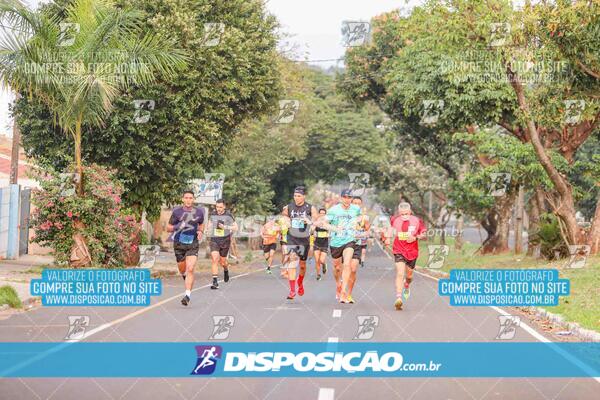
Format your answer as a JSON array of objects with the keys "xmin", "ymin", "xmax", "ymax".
[{"xmin": 341, "ymin": 189, "xmax": 352, "ymax": 197}]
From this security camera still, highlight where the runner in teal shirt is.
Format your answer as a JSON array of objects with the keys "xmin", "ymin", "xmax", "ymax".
[
  {"xmin": 327, "ymin": 203, "xmax": 362, "ymax": 247},
  {"xmin": 322, "ymin": 189, "xmax": 362, "ymax": 304}
]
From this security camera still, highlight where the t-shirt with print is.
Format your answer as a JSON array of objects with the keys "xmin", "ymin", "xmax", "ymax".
[
  {"xmin": 169, "ymin": 206, "xmax": 205, "ymax": 244},
  {"xmin": 391, "ymin": 215, "xmax": 426, "ymax": 261},
  {"xmin": 326, "ymin": 204, "xmax": 362, "ymax": 248},
  {"xmin": 209, "ymin": 210, "xmax": 235, "ymax": 243}
]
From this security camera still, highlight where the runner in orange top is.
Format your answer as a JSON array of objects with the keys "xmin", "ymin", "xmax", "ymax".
[{"xmin": 261, "ymin": 217, "xmax": 280, "ymax": 274}]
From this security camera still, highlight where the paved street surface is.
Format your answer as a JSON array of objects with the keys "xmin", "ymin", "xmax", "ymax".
[{"xmin": 1, "ymin": 245, "xmax": 598, "ymax": 399}]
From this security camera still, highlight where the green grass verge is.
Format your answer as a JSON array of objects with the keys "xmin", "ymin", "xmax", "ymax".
[
  {"xmin": 0, "ymin": 285, "xmax": 22, "ymax": 309},
  {"xmin": 415, "ymin": 238, "xmax": 600, "ymax": 332}
]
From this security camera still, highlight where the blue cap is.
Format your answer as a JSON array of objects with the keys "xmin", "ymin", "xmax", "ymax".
[{"xmin": 341, "ymin": 189, "xmax": 352, "ymax": 197}]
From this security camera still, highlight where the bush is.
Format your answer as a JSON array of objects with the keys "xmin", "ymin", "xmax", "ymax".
[
  {"xmin": 30, "ymin": 164, "xmax": 141, "ymax": 267},
  {"xmin": 528, "ymin": 213, "xmax": 569, "ymax": 260},
  {"xmin": 0, "ymin": 285, "xmax": 22, "ymax": 308}
]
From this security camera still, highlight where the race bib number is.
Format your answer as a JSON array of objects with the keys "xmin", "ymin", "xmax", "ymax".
[
  {"xmin": 317, "ymin": 231, "xmax": 328, "ymax": 238},
  {"xmin": 291, "ymin": 218, "xmax": 305, "ymax": 229},
  {"xmin": 397, "ymin": 231, "xmax": 409, "ymax": 241},
  {"xmin": 179, "ymin": 232, "xmax": 194, "ymax": 244},
  {"xmin": 214, "ymin": 228, "xmax": 225, "ymax": 237}
]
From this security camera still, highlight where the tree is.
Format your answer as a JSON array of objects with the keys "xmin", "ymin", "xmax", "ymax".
[
  {"xmin": 14, "ymin": 0, "xmax": 282, "ymax": 219},
  {"xmin": 339, "ymin": 0, "xmax": 600, "ymax": 253},
  {"xmin": 0, "ymin": 0, "xmax": 186, "ymax": 195}
]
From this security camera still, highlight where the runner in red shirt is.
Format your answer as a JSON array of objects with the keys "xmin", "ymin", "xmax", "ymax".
[{"xmin": 386, "ymin": 202, "xmax": 426, "ymax": 310}]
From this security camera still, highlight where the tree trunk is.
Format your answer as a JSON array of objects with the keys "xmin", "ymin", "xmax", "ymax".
[
  {"xmin": 454, "ymin": 213, "xmax": 464, "ymax": 250},
  {"xmin": 481, "ymin": 191, "xmax": 517, "ymax": 254},
  {"xmin": 527, "ymin": 190, "xmax": 541, "ymax": 257},
  {"xmin": 10, "ymin": 93, "xmax": 21, "ymax": 185},
  {"xmin": 514, "ymin": 185, "xmax": 524, "ymax": 254},
  {"xmin": 507, "ymin": 66, "xmax": 580, "ymax": 245},
  {"xmin": 587, "ymin": 195, "xmax": 600, "ymax": 255},
  {"xmin": 74, "ymin": 116, "xmax": 84, "ymax": 196}
]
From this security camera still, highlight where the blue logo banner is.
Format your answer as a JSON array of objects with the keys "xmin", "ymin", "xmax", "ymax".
[{"xmin": 0, "ymin": 342, "xmax": 598, "ymax": 378}]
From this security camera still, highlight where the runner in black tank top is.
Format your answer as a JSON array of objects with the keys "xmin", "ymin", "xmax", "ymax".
[{"xmin": 281, "ymin": 186, "xmax": 317, "ymax": 300}]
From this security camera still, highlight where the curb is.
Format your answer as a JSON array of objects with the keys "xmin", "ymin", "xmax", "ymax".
[{"xmin": 416, "ymin": 267, "xmax": 600, "ymax": 342}]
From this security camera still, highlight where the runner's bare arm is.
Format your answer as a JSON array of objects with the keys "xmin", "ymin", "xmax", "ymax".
[{"xmin": 197, "ymin": 224, "xmax": 205, "ymax": 240}]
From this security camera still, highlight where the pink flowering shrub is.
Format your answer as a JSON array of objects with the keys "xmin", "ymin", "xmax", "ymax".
[{"xmin": 30, "ymin": 164, "xmax": 141, "ymax": 267}]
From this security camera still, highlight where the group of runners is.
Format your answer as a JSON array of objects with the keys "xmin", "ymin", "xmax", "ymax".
[{"xmin": 167, "ymin": 186, "xmax": 426, "ymax": 310}]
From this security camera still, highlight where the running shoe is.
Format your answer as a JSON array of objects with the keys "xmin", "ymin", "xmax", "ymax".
[
  {"xmin": 211, "ymin": 279, "xmax": 219, "ymax": 290},
  {"xmin": 224, "ymin": 269, "xmax": 230, "ymax": 283},
  {"xmin": 347, "ymin": 295, "xmax": 355, "ymax": 304},
  {"xmin": 266, "ymin": 267, "xmax": 272, "ymax": 274},
  {"xmin": 287, "ymin": 291, "xmax": 296, "ymax": 300},
  {"xmin": 394, "ymin": 296, "xmax": 403, "ymax": 310},
  {"xmin": 316, "ymin": 274, "xmax": 322, "ymax": 281},
  {"xmin": 181, "ymin": 295, "xmax": 190, "ymax": 306},
  {"xmin": 402, "ymin": 282, "xmax": 410, "ymax": 300}
]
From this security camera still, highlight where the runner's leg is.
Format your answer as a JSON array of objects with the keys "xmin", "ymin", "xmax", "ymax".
[
  {"xmin": 287, "ymin": 250, "xmax": 298, "ymax": 299},
  {"xmin": 347, "ymin": 258, "xmax": 359, "ymax": 301},
  {"xmin": 210, "ymin": 250, "xmax": 220, "ymax": 289},
  {"xmin": 314, "ymin": 249, "xmax": 322, "ymax": 279},
  {"xmin": 340, "ymin": 246, "xmax": 354, "ymax": 302},
  {"xmin": 332, "ymin": 254, "xmax": 342, "ymax": 298},
  {"xmin": 395, "ymin": 261, "xmax": 407, "ymax": 309},
  {"xmin": 185, "ymin": 255, "xmax": 197, "ymax": 292}
]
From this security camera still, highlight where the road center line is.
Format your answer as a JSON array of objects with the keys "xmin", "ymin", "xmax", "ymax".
[{"xmin": 317, "ymin": 387, "xmax": 335, "ymax": 400}]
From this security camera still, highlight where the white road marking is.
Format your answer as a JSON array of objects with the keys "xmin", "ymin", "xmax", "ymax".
[
  {"xmin": 80, "ymin": 269, "xmax": 259, "ymax": 341},
  {"xmin": 332, "ymin": 309, "xmax": 341, "ymax": 318},
  {"xmin": 318, "ymin": 387, "xmax": 335, "ymax": 400},
  {"xmin": 376, "ymin": 242, "xmax": 600, "ymax": 384}
]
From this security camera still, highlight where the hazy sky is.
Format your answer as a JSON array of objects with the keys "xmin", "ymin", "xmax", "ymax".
[{"xmin": 0, "ymin": 0, "xmax": 418, "ymax": 135}]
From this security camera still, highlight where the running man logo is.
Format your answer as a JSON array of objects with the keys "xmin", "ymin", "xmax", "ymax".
[
  {"xmin": 59, "ymin": 173, "xmax": 80, "ymax": 197},
  {"xmin": 132, "ymin": 100, "xmax": 155, "ymax": 124},
  {"xmin": 420, "ymin": 100, "xmax": 444, "ymax": 126},
  {"xmin": 275, "ymin": 100, "xmax": 300, "ymax": 124},
  {"xmin": 203, "ymin": 23, "xmax": 225, "ymax": 47},
  {"xmin": 138, "ymin": 245, "xmax": 160, "ymax": 269},
  {"xmin": 353, "ymin": 315, "xmax": 379, "ymax": 340},
  {"xmin": 209, "ymin": 316, "xmax": 235, "ymax": 340},
  {"xmin": 64, "ymin": 315, "xmax": 90, "ymax": 340},
  {"xmin": 58, "ymin": 22, "xmax": 80, "ymax": 47},
  {"xmin": 488, "ymin": 173, "xmax": 511, "ymax": 197},
  {"xmin": 565, "ymin": 245, "xmax": 590, "ymax": 269},
  {"xmin": 563, "ymin": 100, "xmax": 585, "ymax": 125},
  {"xmin": 341, "ymin": 21, "xmax": 371, "ymax": 47},
  {"xmin": 489, "ymin": 22, "xmax": 510, "ymax": 47},
  {"xmin": 425, "ymin": 245, "xmax": 449, "ymax": 269},
  {"xmin": 348, "ymin": 173, "xmax": 370, "ymax": 196},
  {"xmin": 191, "ymin": 345, "xmax": 222, "ymax": 375},
  {"xmin": 495, "ymin": 315, "xmax": 520, "ymax": 340}
]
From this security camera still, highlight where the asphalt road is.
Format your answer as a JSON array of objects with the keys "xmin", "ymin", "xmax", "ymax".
[{"xmin": 0, "ymin": 245, "xmax": 598, "ymax": 399}]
